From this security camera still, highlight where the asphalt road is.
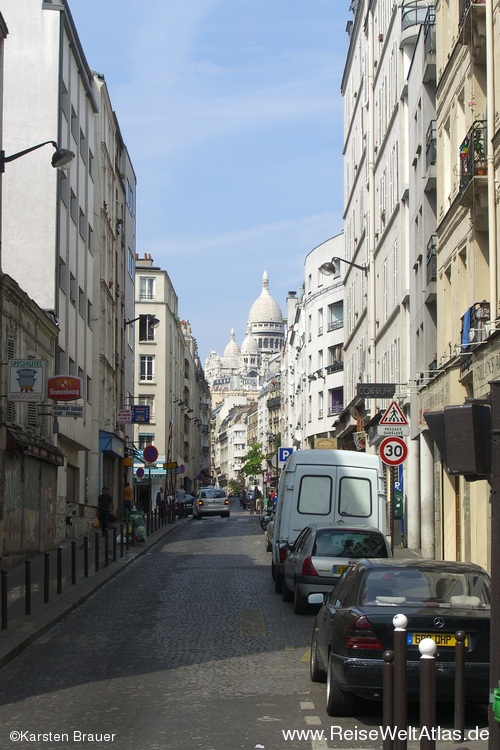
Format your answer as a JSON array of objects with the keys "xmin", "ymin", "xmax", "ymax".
[{"xmin": 0, "ymin": 500, "xmax": 489, "ymax": 750}]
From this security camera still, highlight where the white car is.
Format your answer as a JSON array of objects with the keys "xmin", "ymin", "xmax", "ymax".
[{"xmin": 193, "ymin": 488, "xmax": 230, "ymax": 519}]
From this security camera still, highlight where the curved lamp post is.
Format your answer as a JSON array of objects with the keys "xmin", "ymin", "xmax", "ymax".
[
  {"xmin": 124, "ymin": 314, "xmax": 160, "ymax": 329},
  {"xmin": 319, "ymin": 256, "xmax": 368, "ymax": 276},
  {"xmin": 0, "ymin": 140, "xmax": 75, "ymax": 173}
]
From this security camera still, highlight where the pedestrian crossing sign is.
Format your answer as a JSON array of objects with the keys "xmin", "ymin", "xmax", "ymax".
[{"xmin": 379, "ymin": 400, "xmax": 408, "ymax": 426}]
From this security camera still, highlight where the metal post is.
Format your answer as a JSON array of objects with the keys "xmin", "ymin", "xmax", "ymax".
[
  {"xmin": 95, "ymin": 532, "xmax": 99, "ymax": 572},
  {"xmin": 419, "ymin": 638, "xmax": 437, "ymax": 750},
  {"xmin": 56, "ymin": 546, "xmax": 62, "ymax": 594},
  {"xmin": 44, "ymin": 552, "xmax": 50, "ymax": 603},
  {"xmin": 104, "ymin": 530, "xmax": 109, "ymax": 567},
  {"xmin": 112, "ymin": 527, "xmax": 117, "ymax": 562},
  {"xmin": 1, "ymin": 569, "xmax": 7, "ymax": 629},
  {"xmin": 25, "ymin": 560, "xmax": 31, "ymax": 615},
  {"xmin": 120, "ymin": 523, "xmax": 124, "ymax": 558},
  {"xmin": 71, "ymin": 541, "xmax": 76, "ymax": 584},
  {"xmin": 454, "ymin": 630, "xmax": 466, "ymax": 739},
  {"xmin": 390, "ymin": 465, "xmax": 396, "ymax": 555},
  {"xmin": 383, "ymin": 650, "xmax": 394, "ymax": 750},
  {"xmin": 83, "ymin": 536, "xmax": 89, "ymax": 577},
  {"xmin": 490, "ymin": 380, "xmax": 500, "ymax": 750},
  {"xmin": 393, "ymin": 614, "xmax": 408, "ymax": 750}
]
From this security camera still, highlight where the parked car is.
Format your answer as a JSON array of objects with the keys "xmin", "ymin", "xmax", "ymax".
[
  {"xmin": 282, "ymin": 524, "xmax": 391, "ymax": 614},
  {"xmin": 184, "ymin": 494, "xmax": 194, "ymax": 515},
  {"xmin": 193, "ymin": 487, "xmax": 230, "ymax": 519},
  {"xmin": 309, "ymin": 559, "xmax": 491, "ymax": 716}
]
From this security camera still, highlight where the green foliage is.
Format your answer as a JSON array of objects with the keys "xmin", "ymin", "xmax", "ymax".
[
  {"xmin": 240, "ymin": 442, "xmax": 266, "ymax": 479},
  {"xmin": 228, "ymin": 478, "xmax": 244, "ymax": 497}
]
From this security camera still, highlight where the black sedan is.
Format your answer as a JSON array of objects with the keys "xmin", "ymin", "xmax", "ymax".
[
  {"xmin": 282, "ymin": 524, "xmax": 391, "ymax": 614},
  {"xmin": 309, "ymin": 558, "xmax": 491, "ymax": 716}
]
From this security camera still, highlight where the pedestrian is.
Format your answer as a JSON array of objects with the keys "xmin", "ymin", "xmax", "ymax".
[
  {"xmin": 175, "ymin": 488, "xmax": 187, "ymax": 519},
  {"xmin": 123, "ymin": 481, "xmax": 133, "ymax": 520},
  {"xmin": 239, "ymin": 488, "xmax": 247, "ymax": 509},
  {"xmin": 254, "ymin": 485, "xmax": 263, "ymax": 514},
  {"xmin": 156, "ymin": 486, "xmax": 167, "ymax": 524},
  {"xmin": 97, "ymin": 486, "xmax": 113, "ymax": 537}
]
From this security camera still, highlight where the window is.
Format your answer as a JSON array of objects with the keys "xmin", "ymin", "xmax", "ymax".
[
  {"xmin": 139, "ymin": 276, "xmax": 155, "ymax": 300},
  {"xmin": 298, "ymin": 476, "xmax": 332, "ymax": 515},
  {"xmin": 139, "ymin": 314, "xmax": 156, "ymax": 342},
  {"xmin": 138, "ymin": 434, "xmax": 155, "ymax": 451},
  {"xmin": 338, "ymin": 477, "xmax": 372, "ymax": 518},
  {"xmin": 139, "ymin": 355, "xmax": 155, "ymax": 381}
]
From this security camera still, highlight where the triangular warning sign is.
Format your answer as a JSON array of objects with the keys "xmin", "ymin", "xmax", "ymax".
[{"xmin": 379, "ymin": 400, "xmax": 408, "ymax": 426}]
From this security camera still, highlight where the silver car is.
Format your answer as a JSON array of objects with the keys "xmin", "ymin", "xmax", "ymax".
[
  {"xmin": 282, "ymin": 524, "xmax": 391, "ymax": 614},
  {"xmin": 193, "ymin": 487, "xmax": 230, "ymax": 519}
]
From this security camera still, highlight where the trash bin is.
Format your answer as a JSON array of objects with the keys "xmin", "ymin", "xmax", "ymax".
[{"xmin": 129, "ymin": 508, "xmax": 147, "ymax": 543}]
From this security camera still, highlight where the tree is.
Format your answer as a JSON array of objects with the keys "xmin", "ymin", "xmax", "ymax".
[
  {"xmin": 240, "ymin": 443, "xmax": 266, "ymax": 482},
  {"xmin": 228, "ymin": 478, "xmax": 244, "ymax": 497}
]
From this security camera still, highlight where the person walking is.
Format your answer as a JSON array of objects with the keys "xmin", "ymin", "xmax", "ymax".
[
  {"xmin": 156, "ymin": 486, "xmax": 167, "ymax": 524},
  {"xmin": 175, "ymin": 488, "xmax": 187, "ymax": 519},
  {"xmin": 254, "ymin": 485, "xmax": 263, "ymax": 514},
  {"xmin": 97, "ymin": 487, "xmax": 113, "ymax": 537},
  {"xmin": 123, "ymin": 481, "xmax": 133, "ymax": 520}
]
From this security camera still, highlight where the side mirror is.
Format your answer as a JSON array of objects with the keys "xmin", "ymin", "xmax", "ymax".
[{"xmin": 308, "ymin": 593, "xmax": 325, "ymax": 606}]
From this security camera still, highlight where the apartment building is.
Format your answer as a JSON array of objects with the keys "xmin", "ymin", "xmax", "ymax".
[
  {"xmin": 132, "ymin": 255, "xmax": 210, "ymax": 505},
  {"xmin": 418, "ymin": 0, "xmax": 497, "ymax": 570},
  {"xmin": 1, "ymin": 0, "xmax": 98, "ymax": 530}
]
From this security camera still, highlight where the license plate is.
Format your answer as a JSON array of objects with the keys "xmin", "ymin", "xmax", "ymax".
[
  {"xmin": 407, "ymin": 632, "xmax": 469, "ymax": 647},
  {"xmin": 332, "ymin": 564, "xmax": 346, "ymax": 575}
]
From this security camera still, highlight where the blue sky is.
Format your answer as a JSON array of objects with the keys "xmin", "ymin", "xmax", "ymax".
[{"xmin": 69, "ymin": 0, "xmax": 350, "ymax": 364}]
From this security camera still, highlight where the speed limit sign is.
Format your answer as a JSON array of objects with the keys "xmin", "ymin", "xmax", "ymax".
[{"xmin": 379, "ymin": 436, "xmax": 408, "ymax": 466}]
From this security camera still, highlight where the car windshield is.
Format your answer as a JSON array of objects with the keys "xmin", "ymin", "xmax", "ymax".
[
  {"xmin": 202, "ymin": 489, "xmax": 226, "ymax": 499},
  {"xmin": 313, "ymin": 530, "xmax": 388, "ymax": 558},
  {"xmin": 360, "ymin": 568, "xmax": 491, "ymax": 608}
]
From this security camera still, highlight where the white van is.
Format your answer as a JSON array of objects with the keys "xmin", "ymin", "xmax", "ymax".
[{"xmin": 271, "ymin": 449, "xmax": 387, "ymax": 592}]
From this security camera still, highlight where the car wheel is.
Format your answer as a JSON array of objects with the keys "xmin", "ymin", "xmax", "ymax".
[
  {"xmin": 310, "ymin": 631, "xmax": 326, "ymax": 683},
  {"xmin": 282, "ymin": 578, "xmax": 293, "ymax": 602},
  {"xmin": 293, "ymin": 584, "xmax": 308, "ymax": 614},
  {"xmin": 266, "ymin": 538, "xmax": 272, "ymax": 552},
  {"xmin": 326, "ymin": 653, "xmax": 354, "ymax": 717},
  {"xmin": 274, "ymin": 570, "xmax": 283, "ymax": 594}
]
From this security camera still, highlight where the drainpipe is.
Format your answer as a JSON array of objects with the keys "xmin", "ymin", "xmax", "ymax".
[
  {"xmin": 486, "ymin": 0, "xmax": 497, "ymax": 325},
  {"xmin": 367, "ymin": 4, "xmax": 377, "ymax": 393}
]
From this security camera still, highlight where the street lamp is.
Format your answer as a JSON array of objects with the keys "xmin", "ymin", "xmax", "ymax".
[
  {"xmin": 0, "ymin": 140, "xmax": 75, "ymax": 173},
  {"xmin": 124, "ymin": 314, "xmax": 160, "ymax": 329},
  {"xmin": 319, "ymin": 256, "xmax": 368, "ymax": 276}
]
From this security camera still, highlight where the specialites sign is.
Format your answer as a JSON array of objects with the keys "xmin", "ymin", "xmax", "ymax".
[
  {"xmin": 8, "ymin": 360, "xmax": 45, "ymax": 401},
  {"xmin": 47, "ymin": 375, "xmax": 82, "ymax": 401}
]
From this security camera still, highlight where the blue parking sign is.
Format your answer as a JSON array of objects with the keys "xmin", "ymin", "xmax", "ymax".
[{"xmin": 278, "ymin": 447, "xmax": 294, "ymax": 463}]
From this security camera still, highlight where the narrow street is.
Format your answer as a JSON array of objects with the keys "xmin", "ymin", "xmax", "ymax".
[{"xmin": 0, "ymin": 500, "xmax": 487, "ymax": 750}]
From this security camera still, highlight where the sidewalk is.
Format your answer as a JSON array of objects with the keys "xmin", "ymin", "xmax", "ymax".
[{"xmin": 0, "ymin": 518, "xmax": 182, "ymax": 668}]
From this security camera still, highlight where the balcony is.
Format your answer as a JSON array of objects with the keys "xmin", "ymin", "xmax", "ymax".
[
  {"xmin": 328, "ymin": 404, "xmax": 344, "ymax": 417},
  {"xmin": 326, "ymin": 362, "xmax": 344, "ymax": 375},
  {"xmin": 424, "ymin": 120, "xmax": 436, "ymax": 192},
  {"xmin": 425, "ymin": 235, "xmax": 437, "ymax": 304},
  {"xmin": 401, "ymin": 1, "xmax": 431, "ymax": 46},
  {"xmin": 460, "ymin": 301, "xmax": 490, "ymax": 350},
  {"xmin": 458, "ymin": 120, "xmax": 489, "ymax": 228},
  {"xmin": 423, "ymin": 7, "xmax": 436, "ymax": 82},
  {"xmin": 459, "ymin": 0, "xmax": 486, "ymax": 58}
]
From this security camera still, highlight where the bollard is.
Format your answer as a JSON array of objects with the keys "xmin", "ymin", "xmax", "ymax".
[
  {"xmin": 95, "ymin": 532, "xmax": 100, "ymax": 573},
  {"xmin": 57, "ymin": 546, "xmax": 63, "ymax": 594},
  {"xmin": 393, "ymin": 613, "xmax": 408, "ymax": 750},
  {"xmin": 120, "ymin": 524, "xmax": 124, "ymax": 558},
  {"xmin": 383, "ymin": 650, "xmax": 395, "ymax": 750},
  {"xmin": 419, "ymin": 637, "xmax": 437, "ymax": 750},
  {"xmin": 454, "ymin": 630, "xmax": 466, "ymax": 739},
  {"xmin": 83, "ymin": 536, "xmax": 89, "ymax": 577},
  {"xmin": 112, "ymin": 527, "xmax": 117, "ymax": 562},
  {"xmin": 44, "ymin": 552, "xmax": 50, "ymax": 603},
  {"xmin": 104, "ymin": 530, "xmax": 109, "ymax": 567},
  {"xmin": 1, "ymin": 569, "xmax": 7, "ymax": 629},
  {"xmin": 25, "ymin": 560, "xmax": 31, "ymax": 615},
  {"xmin": 126, "ymin": 522, "xmax": 130, "ymax": 552},
  {"xmin": 71, "ymin": 541, "xmax": 76, "ymax": 584}
]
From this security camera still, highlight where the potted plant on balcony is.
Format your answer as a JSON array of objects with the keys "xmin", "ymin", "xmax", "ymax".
[{"xmin": 473, "ymin": 123, "xmax": 487, "ymax": 175}]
